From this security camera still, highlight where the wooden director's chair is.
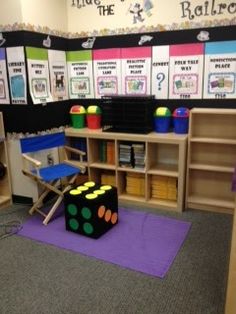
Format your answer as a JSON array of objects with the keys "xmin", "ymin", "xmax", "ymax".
[{"xmin": 20, "ymin": 132, "xmax": 86, "ymax": 225}]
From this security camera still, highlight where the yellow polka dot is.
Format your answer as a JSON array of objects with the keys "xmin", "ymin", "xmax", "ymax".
[
  {"xmin": 93, "ymin": 190, "xmax": 105, "ymax": 195},
  {"xmin": 77, "ymin": 186, "xmax": 89, "ymax": 191},
  {"xmin": 69, "ymin": 189, "xmax": 81, "ymax": 195},
  {"xmin": 100, "ymin": 185, "xmax": 112, "ymax": 191},
  {"xmin": 85, "ymin": 193, "xmax": 97, "ymax": 200},
  {"xmin": 84, "ymin": 181, "xmax": 95, "ymax": 187}
]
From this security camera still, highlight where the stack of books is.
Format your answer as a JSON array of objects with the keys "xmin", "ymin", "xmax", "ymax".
[
  {"xmin": 119, "ymin": 142, "xmax": 134, "ymax": 168},
  {"xmin": 151, "ymin": 175, "xmax": 177, "ymax": 201},
  {"xmin": 99, "ymin": 140, "xmax": 115, "ymax": 165},
  {"xmin": 126, "ymin": 173, "xmax": 145, "ymax": 196},
  {"xmin": 107, "ymin": 141, "xmax": 115, "ymax": 164},
  {"xmin": 132, "ymin": 143, "xmax": 145, "ymax": 170},
  {"xmin": 101, "ymin": 171, "xmax": 116, "ymax": 186},
  {"xmin": 99, "ymin": 140, "xmax": 107, "ymax": 163}
]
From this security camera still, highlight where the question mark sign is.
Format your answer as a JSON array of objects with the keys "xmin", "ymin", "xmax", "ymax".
[{"xmin": 156, "ymin": 73, "xmax": 165, "ymax": 91}]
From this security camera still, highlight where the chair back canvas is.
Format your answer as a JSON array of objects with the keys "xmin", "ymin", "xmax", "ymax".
[{"xmin": 20, "ymin": 132, "xmax": 66, "ymax": 154}]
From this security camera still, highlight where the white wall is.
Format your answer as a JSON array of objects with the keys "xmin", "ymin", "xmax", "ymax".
[
  {"xmin": 66, "ymin": 0, "xmax": 236, "ymax": 36},
  {"xmin": 0, "ymin": 0, "xmax": 22, "ymax": 25},
  {"xmin": 20, "ymin": 0, "xmax": 68, "ymax": 33},
  {"xmin": 1, "ymin": 0, "xmax": 235, "ymax": 36}
]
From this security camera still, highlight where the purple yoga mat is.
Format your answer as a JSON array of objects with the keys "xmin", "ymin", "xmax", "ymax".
[{"xmin": 18, "ymin": 208, "xmax": 191, "ymax": 278}]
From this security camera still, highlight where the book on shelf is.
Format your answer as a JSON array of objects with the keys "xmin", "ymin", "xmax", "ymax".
[{"xmin": 107, "ymin": 141, "xmax": 115, "ymax": 164}]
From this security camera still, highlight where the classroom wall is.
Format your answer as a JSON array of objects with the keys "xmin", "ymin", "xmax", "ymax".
[
  {"xmin": 1, "ymin": 0, "xmax": 235, "ymax": 36},
  {"xmin": 0, "ymin": 0, "xmax": 22, "ymax": 26},
  {"xmin": 0, "ymin": 0, "xmax": 68, "ymax": 34},
  {"xmin": 66, "ymin": 0, "xmax": 236, "ymax": 36},
  {"xmin": 20, "ymin": 0, "xmax": 68, "ymax": 33}
]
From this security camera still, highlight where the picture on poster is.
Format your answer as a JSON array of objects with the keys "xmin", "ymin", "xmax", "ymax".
[
  {"xmin": 53, "ymin": 73, "xmax": 66, "ymax": 96},
  {"xmin": 48, "ymin": 50, "xmax": 68, "ymax": 101},
  {"xmin": 70, "ymin": 77, "xmax": 90, "ymax": 95},
  {"xmin": 67, "ymin": 50, "xmax": 94, "ymax": 99},
  {"xmin": 10, "ymin": 75, "xmax": 25, "ymax": 98},
  {"xmin": 0, "ymin": 79, "xmax": 5, "ymax": 98},
  {"xmin": 208, "ymin": 73, "xmax": 235, "ymax": 94},
  {"xmin": 152, "ymin": 46, "xmax": 169, "ymax": 99},
  {"xmin": 97, "ymin": 76, "xmax": 117, "ymax": 95},
  {"xmin": 204, "ymin": 41, "xmax": 236, "ymax": 99},
  {"xmin": 121, "ymin": 47, "xmax": 151, "ymax": 96},
  {"xmin": 169, "ymin": 43, "xmax": 204, "ymax": 99},
  {"xmin": 7, "ymin": 46, "xmax": 27, "ymax": 104},
  {"xmin": 173, "ymin": 73, "xmax": 198, "ymax": 94},
  {"xmin": 93, "ymin": 48, "xmax": 122, "ymax": 98},
  {"xmin": 125, "ymin": 75, "xmax": 147, "ymax": 94},
  {"xmin": 32, "ymin": 78, "xmax": 48, "ymax": 98}
]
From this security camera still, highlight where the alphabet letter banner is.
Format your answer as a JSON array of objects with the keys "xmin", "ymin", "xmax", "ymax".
[
  {"xmin": 66, "ymin": 50, "xmax": 94, "ymax": 99},
  {"xmin": 152, "ymin": 46, "xmax": 169, "ymax": 99},
  {"xmin": 25, "ymin": 47, "xmax": 53, "ymax": 104},
  {"xmin": 48, "ymin": 50, "xmax": 69, "ymax": 101},
  {"xmin": 121, "ymin": 47, "xmax": 151, "ymax": 95},
  {"xmin": 0, "ymin": 48, "xmax": 10, "ymax": 104},
  {"xmin": 169, "ymin": 43, "xmax": 204, "ymax": 99},
  {"xmin": 203, "ymin": 41, "xmax": 236, "ymax": 99},
  {"xmin": 93, "ymin": 48, "xmax": 122, "ymax": 98},
  {"xmin": 6, "ymin": 46, "xmax": 27, "ymax": 105}
]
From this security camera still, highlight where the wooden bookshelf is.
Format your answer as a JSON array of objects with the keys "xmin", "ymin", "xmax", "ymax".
[
  {"xmin": 186, "ymin": 108, "xmax": 236, "ymax": 214},
  {"xmin": 65, "ymin": 128, "xmax": 188, "ymax": 212}
]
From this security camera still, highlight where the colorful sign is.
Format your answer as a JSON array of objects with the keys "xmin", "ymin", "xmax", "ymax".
[
  {"xmin": 121, "ymin": 47, "xmax": 151, "ymax": 95},
  {"xmin": 169, "ymin": 43, "xmax": 204, "ymax": 99},
  {"xmin": 67, "ymin": 50, "xmax": 94, "ymax": 99},
  {"xmin": 7, "ymin": 46, "xmax": 27, "ymax": 105},
  {"xmin": 93, "ymin": 48, "xmax": 121, "ymax": 98},
  {"xmin": 48, "ymin": 50, "xmax": 68, "ymax": 101},
  {"xmin": 0, "ymin": 48, "xmax": 10, "ymax": 104},
  {"xmin": 203, "ymin": 41, "xmax": 236, "ymax": 99},
  {"xmin": 26, "ymin": 47, "xmax": 53, "ymax": 104},
  {"xmin": 152, "ymin": 45, "xmax": 169, "ymax": 99}
]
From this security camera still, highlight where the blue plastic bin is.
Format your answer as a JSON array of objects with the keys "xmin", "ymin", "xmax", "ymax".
[
  {"xmin": 173, "ymin": 107, "xmax": 190, "ymax": 134},
  {"xmin": 154, "ymin": 107, "xmax": 171, "ymax": 133}
]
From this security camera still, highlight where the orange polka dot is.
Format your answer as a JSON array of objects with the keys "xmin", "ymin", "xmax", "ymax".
[
  {"xmin": 111, "ymin": 212, "xmax": 118, "ymax": 224},
  {"xmin": 104, "ymin": 209, "xmax": 112, "ymax": 222},
  {"xmin": 98, "ymin": 205, "xmax": 105, "ymax": 218}
]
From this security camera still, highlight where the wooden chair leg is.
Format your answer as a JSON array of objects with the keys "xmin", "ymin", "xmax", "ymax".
[
  {"xmin": 29, "ymin": 188, "xmax": 51, "ymax": 215},
  {"xmin": 43, "ymin": 195, "xmax": 64, "ymax": 225}
]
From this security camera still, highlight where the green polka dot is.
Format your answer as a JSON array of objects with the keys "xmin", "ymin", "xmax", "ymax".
[
  {"xmin": 69, "ymin": 218, "xmax": 79, "ymax": 231},
  {"xmin": 67, "ymin": 204, "xmax": 78, "ymax": 216},
  {"xmin": 83, "ymin": 222, "xmax": 94, "ymax": 234},
  {"xmin": 81, "ymin": 207, "xmax": 92, "ymax": 219}
]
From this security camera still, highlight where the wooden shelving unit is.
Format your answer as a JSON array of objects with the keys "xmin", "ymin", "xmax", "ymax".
[
  {"xmin": 0, "ymin": 112, "xmax": 12, "ymax": 209},
  {"xmin": 225, "ymin": 196, "xmax": 236, "ymax": 314},
  {"xmin": 65, "ymin": 128, "xmax": 188, "ymax": 212},
  {"xmin": 186, "ymin": 108, "xmax": 236, "ymax": 214}
]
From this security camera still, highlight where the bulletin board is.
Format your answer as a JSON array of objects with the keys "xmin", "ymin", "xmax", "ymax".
[{"xmin": 0, "ymin": 25, "xmax": 236, "ymax": 134}]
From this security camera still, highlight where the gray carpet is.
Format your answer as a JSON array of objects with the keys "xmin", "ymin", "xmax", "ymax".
[{"xmin": 0, "ymin": 203, "xmax": 233, "ymax": 314}]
